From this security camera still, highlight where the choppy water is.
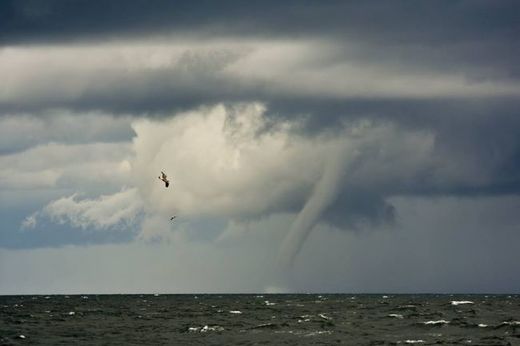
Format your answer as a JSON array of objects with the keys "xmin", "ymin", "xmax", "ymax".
[{"xmin": 1, "ymin": 294, "xmax": 519, "ymax": 345}]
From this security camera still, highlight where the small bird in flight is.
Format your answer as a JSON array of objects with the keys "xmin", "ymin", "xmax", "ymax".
[
  {"xmin": 158, "ymin": 171, "xmax": 170, "ymax": 188},
  {"xmin": 170, "ymin": 216, "xmax": 176, "ymax": 221}
]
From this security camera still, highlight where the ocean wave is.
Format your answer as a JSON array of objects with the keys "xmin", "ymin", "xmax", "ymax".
[
  {"xmin": 423, "ymin": 320, "xmax": 449, "ymax": 325},
  {"xmin": 249, "ymin": 323, "xmax": 281, "ymax": 329},
  {"xmin": 188, "ymin": 325, "xmax": 224, "ymax": 333},
  {"xmin": 450, "ymin": 300, "xmax": 474, "ymax": 306},
  {"xmin": 499, "ymin": 321, "xmax": 520, "ymax": 326},
  {"xmin": 304, "ymin": 330, "xmax": 333, "ymax": 337},
  {"xmin": 318, "ymin": 313, "xmax": 332, "ymax": 320}
]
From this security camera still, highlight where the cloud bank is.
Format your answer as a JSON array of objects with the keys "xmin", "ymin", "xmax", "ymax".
[
  {"xmin": 1, "ymin": 1, "xmax": 520, "ymax": 293},
  {"xmin": 1, "ymin": 37, "xmax": 519, "ymax": 114},
  {"xmin": 33, "ymin": 188, "xmax": 142, "ymax": 231},
  {"xmin": 7, "ymin": 98, "xmax": 520, "ymax": 266},
  {"xmin": 23, "ymin": 103, "xmax": 438, "ymax": 263}
]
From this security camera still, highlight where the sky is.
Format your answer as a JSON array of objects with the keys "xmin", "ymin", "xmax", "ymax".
[{"xmin": 1, "ymin": 0, "xmax": 520, "ymax": 294}]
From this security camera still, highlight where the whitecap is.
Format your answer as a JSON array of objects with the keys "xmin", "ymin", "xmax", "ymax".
[
  {"xmin": 450, "ymin": 300, "xmax": 473, "ymax": 306},
  {"xmin": 253, "ymin": 323, "xmax": 277, "ymax": 329},
  {"xmin": 318, "ymin": 313, "xmax": 332, "ymax": 320},
  {"xmin": 382, "ymin": 295, "xmax": 389, "ymax": 299},
  {"xmin": 478, "ymin": 323, "xmax": 487, "ymax": 328},
  {"xmin": 423, "ymin": 320, "xmax": 449, "ymax": 325},
  {"xmin": 264, "ymin": 300, "xmax": 276, "ymax": 306},
  {"xmin": 229, "ymin": 310, "xmax": 242, "ymax": 314},
  {"xmin": 18, "ymin": 335, "xmax": 26, "ymax": 339},
  {"xmin": 304, "ymin": 330, "xmax": 332, "ymax": 337},
  {"xmin": 68, "ymin": 311, "xmax": 75, "ymax": 316},
  {"xmin": 501, "ymin": 321, "xmax": 520, "ymax": 326},
  {"xmin": 404, "ymin": 340, "xmax": 424, "ymax": 344},
  {"xmin": 207, "ymin": 325, "xmax": 224, "ymax": 332},
  {"xmin": 189, "ymin": 325, "xmax": 224, "ymax": 333},
  {"xmin": 298, "ymin": 314, "xmax": 312, "ymax": 323},
  {"xmin": 389, "ymin": 314, "xmax": 404, "ymax": 319}
]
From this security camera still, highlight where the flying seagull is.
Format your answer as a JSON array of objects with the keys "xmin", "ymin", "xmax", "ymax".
[{"xmin": 158, "ymin": 171, "xmax": 170, "ymax": 188}]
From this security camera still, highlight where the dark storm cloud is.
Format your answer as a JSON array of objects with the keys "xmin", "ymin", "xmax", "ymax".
[
  {"xmin": 2, "ymin": 0, "xmax": 518, "ymax": 82},
  {"xmin": 2, "ymin": 0, "xmax": 520, "ymax": 250},
  {"xmin": 321, "ymin": 103, "xmax": 520, "ymax": 230},
  {"xmin": 1, "ymin": 1, "xmax": 518, "ymax": 115},
  {"xmin": 260, "ymin": 95, "xmax": 520, "ymax": 235},
  {"xmin": 1, "ymin": 0, "xmax": 518, "ymax": 44}
]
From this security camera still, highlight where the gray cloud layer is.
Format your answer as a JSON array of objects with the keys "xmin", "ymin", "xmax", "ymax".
[
  {"xmin": 1, "ymin": 1, "xmax": 518, "ymax": 114},
  {"xmin": 2, "ymin": 1, "xmax": 518, "ymax": 45}
]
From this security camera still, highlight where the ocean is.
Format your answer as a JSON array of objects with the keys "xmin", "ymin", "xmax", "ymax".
[{"xmin": 1, "ymin": 294, "xmax": 519, "ymax": 345}]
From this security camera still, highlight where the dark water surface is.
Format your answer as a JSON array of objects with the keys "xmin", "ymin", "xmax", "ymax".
[{"xmin": 1, "ymin": 294, "xmax": 519, "ymax": 345}]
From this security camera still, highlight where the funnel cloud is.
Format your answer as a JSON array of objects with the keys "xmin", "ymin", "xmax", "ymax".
[{"xmin": 278, "ymin": 146, "xmax": 349, "ymax": 268}]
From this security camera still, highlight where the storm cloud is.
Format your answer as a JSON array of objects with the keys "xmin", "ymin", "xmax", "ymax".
[{"xmin": 1, "ymin": 1, "xmax": 519, "ymax": 293}]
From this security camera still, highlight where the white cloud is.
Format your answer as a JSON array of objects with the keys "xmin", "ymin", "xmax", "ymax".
[
  {"xmin": 131, "ymin": 102, "xmax": 327, "ymax": 219},
  {"xmin": 0, "ymin": 141, "xmax": 133, "ymax": 190},
  {"xmin": 130, "ymin": 103, "xmax": 435, "ymax": 224},
  {"xmin": 41, "ymin": 188, "xmax": 142, "ymax": 230},
  {"xmin": 22, "ymin": 103, "xmax": 437, "ymax": 252}
]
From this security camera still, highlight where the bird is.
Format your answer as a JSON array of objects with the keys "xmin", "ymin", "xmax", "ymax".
[
  {"xmin": 170, "ymin": 216, "xmax": 176, "ymax": 221},
  {"xmin": 158, "ymin": 171, "xmax": 170, "ymax": 188}
]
